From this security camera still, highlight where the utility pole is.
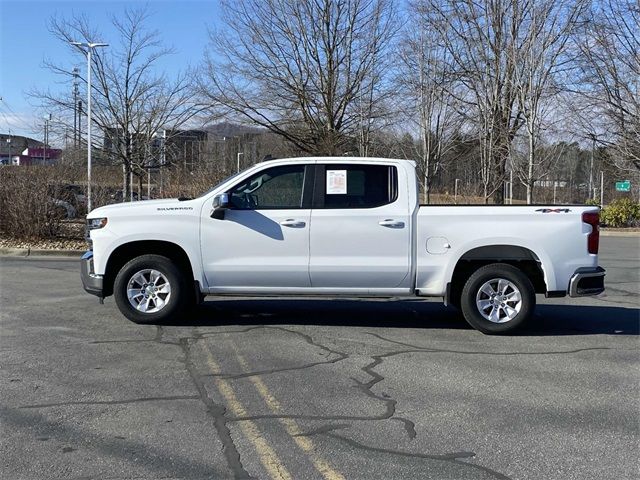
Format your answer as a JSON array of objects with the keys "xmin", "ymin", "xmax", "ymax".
[
  {"xmin": 588, "ymin": 134, "xmax": 596, "ymax": 200},
  {"xmin": 600, "ymin": 171, "xmax": 604, "ymax": 206},
  {"xmin": 43, "ymin": 114, "xmax": 51, "ymax": 165},
  {"xmin": 77, "ymin": 100, "xmax": 82, "ymax": 146}
]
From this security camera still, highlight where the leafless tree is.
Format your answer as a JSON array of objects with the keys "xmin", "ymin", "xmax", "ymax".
[
  {"xmin": 199, "ymin": 0, "xmax": 397, "ymax": 156},
  {"xmin": 575, "ymin": 0, "xmax": 640, "ymax": 174},
  {"xmin": 512, "ymin": 0, "xmax": 586, "ymax": 203},
  {"xmin": 32, "ymin": 7, "xmax": 200, "ymax": 200},
  {"xmin": 426, "ymin": 0, "xmax": 532, "ymax": 203},
  {"xmin": 398, "ymin": 0, "xmax": 464, "ymax": 203}
]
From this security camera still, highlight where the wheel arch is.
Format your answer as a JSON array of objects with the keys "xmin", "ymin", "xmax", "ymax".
[
  {"xmin": 447, "ymin": 244, "xmax": 548, "ymax": 306},
  {"xmin": 103, "ymin": 240, "xmax": 196, "ymax": 297}
]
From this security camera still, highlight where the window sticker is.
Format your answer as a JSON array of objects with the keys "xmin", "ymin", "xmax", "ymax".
[{"xmin": 326, "ymin": 170, "xmax": 347, "ymax": 194}]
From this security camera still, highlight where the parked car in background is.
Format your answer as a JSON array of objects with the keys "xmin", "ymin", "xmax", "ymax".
[{"xmin": 48, "ymin": 184, "xmax": 87, "ymax": 218}]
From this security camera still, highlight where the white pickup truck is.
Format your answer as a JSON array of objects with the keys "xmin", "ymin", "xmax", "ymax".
[{"xmin": 81, "ymin": 157, "xmax": 605, "ymax": 334}]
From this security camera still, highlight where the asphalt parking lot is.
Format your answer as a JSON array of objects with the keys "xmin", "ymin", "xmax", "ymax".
[{"xmin": 1, "ymin": 236, "xmax": 638, "ymax": 480}]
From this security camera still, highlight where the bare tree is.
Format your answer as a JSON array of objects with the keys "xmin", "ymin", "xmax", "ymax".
[
  {"xmin": 32, "ymin": 7, "xmax": 199, "ymax": 200},
  {"xmin": 512, "ymin": 0, "xmax": 586, "ymax": 203},
  {"xmin": 575, "ymin": 0, "xmax": 640, "ymax": 174},
  {"xmin": 199, "ymin": 0, "xmax": 397, "ymax": 156},
  {"xmin": 398, "ymin": 0, "xmax": 464, "ymax": 203},
  {"xmin": 426, "ymin": 0, "xmax": 532, "ymax": 203}
]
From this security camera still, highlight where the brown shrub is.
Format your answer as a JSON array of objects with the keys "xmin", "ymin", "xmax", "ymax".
[
  {"xmin": 0, "ymin": 162, "xmax": 230, "ymax": 240},
  {"xmin": 160, "ymin": 164, "xmax": 229, "ymax": 199},
  {"xmin": 0, "ymin": 166, "xmax": 69, "ymax": 238}
]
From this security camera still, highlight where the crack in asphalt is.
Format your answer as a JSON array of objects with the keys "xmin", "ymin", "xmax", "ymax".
[
  {"xmin": 204, "ymin": 356, "xmax": 346, "ymax": 380},
  {"xmin": 366, "ymin": 332, "xmax": 614, "ymax": 355},
  {"xmin": 88, "ymin": 338, "xmax": 180, "ymax": 345},
  {"xmin": 18, "ymin": 395, "xmax": 201, "ymax": 409},
  {"xmin": 292, "ymin": 423, "xmax": 351, "ymax": 437},
  {"xmin": 178, "ymin": 336, "xmax": 252, "ymax": 480},
  {"xmin": 391, "ymin": 416, "xmax": 417, "ymax": 440},
  {"xmin": 202, "ymin": 325, "xmax": 350, "ymax": 380},
  {"xmin": 324, "ymin": 432, "xmax": 513, "ymax": 480}
]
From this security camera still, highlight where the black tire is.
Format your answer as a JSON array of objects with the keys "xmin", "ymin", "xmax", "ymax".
[
  {"xmin": 460, "ymin": 263, "xmax": 535, "ymax": 334},
  {"xmin": 114, "ymin": 254, "xmax": 191, "ymax": 324}
]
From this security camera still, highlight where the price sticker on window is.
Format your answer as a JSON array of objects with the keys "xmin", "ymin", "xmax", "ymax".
[{"xmin": 326, "ymin": 170, "xmax": 347, "ymax": 194}]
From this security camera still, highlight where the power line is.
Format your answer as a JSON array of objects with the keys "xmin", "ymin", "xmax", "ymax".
[{"xmin": 0, "ymin": 97, "xmax": 35, "ymax": 134}]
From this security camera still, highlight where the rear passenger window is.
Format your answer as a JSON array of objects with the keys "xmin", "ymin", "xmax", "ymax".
[{"xmin": 318, "ymin": 164, "xmax": 397, "ymax": 209}]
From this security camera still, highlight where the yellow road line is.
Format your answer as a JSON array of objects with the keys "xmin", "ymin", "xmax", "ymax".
[
  {"xmin": 202, "ymin": 343, "xmax": 293, "ymax": 480},
  {"xmin": 230, "ymin": 341, "xmax": 346, "ymax": 480}
]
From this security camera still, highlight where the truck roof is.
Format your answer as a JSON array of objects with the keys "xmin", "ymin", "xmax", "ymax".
[{"xmin": 255, "ymin": 156, "xmax": 417, "ymax": 167}]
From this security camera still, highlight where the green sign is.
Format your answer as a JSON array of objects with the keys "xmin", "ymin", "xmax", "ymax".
[{"xmin": 615, "ymin": 180, "xmax": 631, "ymax": 192}]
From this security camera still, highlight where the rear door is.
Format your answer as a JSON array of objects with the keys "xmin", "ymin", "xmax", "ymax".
[{"xmin": 308, "ymin": 163, "xmax": 411, "ymax": 290}]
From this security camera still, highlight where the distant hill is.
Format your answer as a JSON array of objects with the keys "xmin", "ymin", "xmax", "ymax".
[{"xmin": 0, "ymin": 134, "xmax": 44, "ymax": 154}]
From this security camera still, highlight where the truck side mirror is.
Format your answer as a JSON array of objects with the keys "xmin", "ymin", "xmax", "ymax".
[{"xmin": 211, "ymin": 193, "xmax": 230, "ymax": 220}]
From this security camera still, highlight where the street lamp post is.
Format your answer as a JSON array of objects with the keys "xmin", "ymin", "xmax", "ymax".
[
  {"xmin": 72, "ymin": 67, "xmax": 79, "ymax": 148},
  {"xmin": 70, "ymin": 41, "xmax": 108, "ymax": 212}
]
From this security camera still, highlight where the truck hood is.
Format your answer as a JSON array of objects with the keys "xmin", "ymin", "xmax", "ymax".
[{"xmin": 88, "ymin": 198, "xmax": 198, "ymax": 218}]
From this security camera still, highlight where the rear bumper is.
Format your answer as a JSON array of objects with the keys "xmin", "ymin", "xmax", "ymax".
[
  {"xmin": 80, "ymin": 251, "xmax": 103, "ymax": 297},
  {"xmin": 569, "ymin": 266, "xmax": 605, "ymax": 297}
]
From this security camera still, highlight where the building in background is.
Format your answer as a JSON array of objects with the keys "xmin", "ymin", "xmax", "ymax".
[{"xmin": 0, "ymin": 134, "xmax": 61, "ymax": 166}]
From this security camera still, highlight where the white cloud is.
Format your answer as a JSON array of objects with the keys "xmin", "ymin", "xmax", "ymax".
[{"xmin": 0, "ymin": 112, "xmax": 39, "ymax": 138}]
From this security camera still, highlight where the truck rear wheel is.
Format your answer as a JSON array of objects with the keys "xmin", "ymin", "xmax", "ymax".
[
  {"xmin": 460, "ymin": 263, "xmax": 535, "ymax": 334},
  {"xmin": 114, "ymin": 254, "xmax": 190, "ymax": 324}
]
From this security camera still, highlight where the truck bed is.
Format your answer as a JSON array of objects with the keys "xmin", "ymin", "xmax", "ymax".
[{"xmin": 414, "ymin": 205, "xmax": 598, "ymax": 296}]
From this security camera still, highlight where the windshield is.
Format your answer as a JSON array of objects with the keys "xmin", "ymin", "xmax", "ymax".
[{"xmin": 198, "ymin": 172, "xmax": 243, "ymax": 198}]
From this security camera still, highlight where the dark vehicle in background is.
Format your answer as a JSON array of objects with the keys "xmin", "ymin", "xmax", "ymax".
[{"xmin": 48, "ymin": 184, "xmax": 87, "ymax": 219}]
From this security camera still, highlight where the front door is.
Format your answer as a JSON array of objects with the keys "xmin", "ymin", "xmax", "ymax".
[
  {"xmin": 201, "ymin": 164, "xmax": 312, "ymax": 290},
  {"xmin": 309, "ymin": 163, "xmax": 412, "ymax": 290}
]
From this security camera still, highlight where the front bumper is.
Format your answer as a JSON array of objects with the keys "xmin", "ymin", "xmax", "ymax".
[
  {"xmin": 569, "ymin": 266, "xmax": 605, "ymax": 297},
  {"xmin": 80, "ymin": 251, "xmax": 103, "ymax": 297}
]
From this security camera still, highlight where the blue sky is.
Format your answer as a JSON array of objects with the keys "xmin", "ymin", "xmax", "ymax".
[{"xmin": 0, "ymin": 0, "xmax": 221, "ymax": 138}]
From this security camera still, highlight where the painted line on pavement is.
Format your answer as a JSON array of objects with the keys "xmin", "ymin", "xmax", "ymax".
[
  {"xmin": 229, "ymin": 339, "xmax": 346, "ymax": 480},
  {"xmin": 202, "ymin": 342, "xmax": 293, "ymax": 480}
]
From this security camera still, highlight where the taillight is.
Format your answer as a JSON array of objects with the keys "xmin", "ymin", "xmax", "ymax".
[{"xmin": 582, "ymin": 211, "xmax": 600, "ymax": 254}]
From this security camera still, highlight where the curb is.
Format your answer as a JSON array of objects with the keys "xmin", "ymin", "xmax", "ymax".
[
  {"xmin": 600, "ymin": 230, "xmax": 640, "ymax": 237},
  {"xmin": 0, "ymin": 247, "xmax": 84, "ymax": 258}
]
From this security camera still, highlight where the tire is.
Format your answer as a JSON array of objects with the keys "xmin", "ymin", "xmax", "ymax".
[
  {"xmin": 460, "ymin": 263, "xmax": 535, "ymax": 334},
  {"xmin": 114, "ymin": 254, "xmax": 191, "ymax": 324}
]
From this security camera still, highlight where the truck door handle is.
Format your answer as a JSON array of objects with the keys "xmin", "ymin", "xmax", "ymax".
[
  {"xmin": 378, "ymin": 219, "xmax": 405, "ymax": 228},
  {"xmin": 280, "ymin": 219, "xmax": 306, "ymax": 228}
]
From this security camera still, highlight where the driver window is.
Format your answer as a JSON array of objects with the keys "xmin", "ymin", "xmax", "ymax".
[{"xmin": 228, "ymin": 165, "xmax": 305, "ymax": 209}]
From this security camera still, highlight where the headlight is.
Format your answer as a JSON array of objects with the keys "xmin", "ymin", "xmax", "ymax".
[{"xmin": 87, "ymin": 217, "xmax": 108, "ymax": 230}]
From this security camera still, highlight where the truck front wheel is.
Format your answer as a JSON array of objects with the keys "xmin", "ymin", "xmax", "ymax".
[
  {"xmin": 113, "ymin": 254, "xmax": 190, "ymax": 324},
  {"xmin": 460, "ymin": 263, "xmax": 535, "ymax": 334}
]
